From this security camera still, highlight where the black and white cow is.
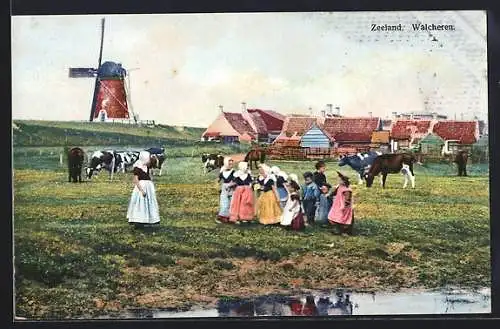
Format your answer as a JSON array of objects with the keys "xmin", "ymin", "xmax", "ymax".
[
  {"xmin": 145, "ymin": 147, "xmax": 166, "ymax": 176},
  {"xmin": 115, "ymin": 151, "xmax": 140, "ymax": 173},
  {"xmin": 201, "ymin": 153, "xmax": 224, "ymax": 174},
  {"xmin": 85, "ymin": 150, "xmax": 121, "ymax": 179}
]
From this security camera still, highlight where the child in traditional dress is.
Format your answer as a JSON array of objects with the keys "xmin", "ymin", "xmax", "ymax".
[
  {"xmin": 313, "ymin": 160, "xmax": 327, "ymax": 188},
  {"xmin": 127, "ymin": 151, "xmax": 160, "ymax": 227},
  {"xmin": 328, "ymin": 171, "xmax": 354, "ymax": 235},
  {"xmin": 271, "ymin": 165, "xmax": 289, "ymax": 209},
  {"xmin": 301, "ymin": 171, "xmax": 320, "ymax": 225},
  {"xmin": 315, "ymin": 183, "xmax": 334, "ymax": 226},
  {"xmin": 217, "ymin": 157, "xmax": 235, "ymax": 223},
  {"xmin": 256, "ymin": 164, "xmax": 282, "ymax": 225},
  {"xmin": 229, "ymin": 161, "xmax": 255, "ymax": 223},
  {"xmin": 280, "ymin": 177, "xmax": 302, "ymax": 227}
]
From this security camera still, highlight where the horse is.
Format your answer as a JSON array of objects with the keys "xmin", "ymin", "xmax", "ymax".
[{"xmin": 245, "ymin": 148, "xmax": 266, "ymax": 170}]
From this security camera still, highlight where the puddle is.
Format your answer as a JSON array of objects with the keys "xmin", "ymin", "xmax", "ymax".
[{"xmin": 99, "ymin": 288, "xmax": 491, "ymax": 319}]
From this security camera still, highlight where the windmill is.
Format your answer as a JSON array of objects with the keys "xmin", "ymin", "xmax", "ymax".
[{"xmin": 68, "ymin": 18, "xmax": 138, "ymax": 123}]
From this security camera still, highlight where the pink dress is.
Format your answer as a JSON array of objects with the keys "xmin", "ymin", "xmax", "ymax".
[{"xmin": 328, "ymin": 185, "xmax": 353, "ymax": 225}]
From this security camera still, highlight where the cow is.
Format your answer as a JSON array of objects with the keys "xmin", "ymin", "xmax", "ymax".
[
  {"xmin": 454, "ymin": 150, "xmax": 469, "ymax": 176},
  {"xmin": 364, "ymin": 153, "xmax": 417, "ymax": 189},
  {"xmin": 338, "ymin": 151, "xmax": 382, "ymax": 184},
  {"xmin": 148, "ymin": 153, "xmax": 166, "ymax": 176},
  {"xmin": 67, "ymin": 147, "xmax": 85, "ymax": 183},
  {"xmin": 115, "ymin": 151, "xmax": 140, "ymax": 173},
  {"xmin": 201, "ymin": 153, "xmax": 224, "ymax": 174},
  {"xmin": 144, "ymin": 147, "xmax": 166, "ymax": 176},
  {"xmin": 85, "ymin": 150, "xmax": 121, "ymax": 179}
]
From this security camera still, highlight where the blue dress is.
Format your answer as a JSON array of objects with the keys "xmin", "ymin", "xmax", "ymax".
[{"xmin": 315, "ymin": 193, "xmax": 333, "ymax": 224}]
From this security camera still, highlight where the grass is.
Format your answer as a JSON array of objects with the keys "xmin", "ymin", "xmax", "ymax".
[
  {"xmin": 13, "ymin": 120, "xmax": 206, "ymax": 147},
  {"xmin": 13, "ymin": 151, "xmax": 490, "ymax": 319}
]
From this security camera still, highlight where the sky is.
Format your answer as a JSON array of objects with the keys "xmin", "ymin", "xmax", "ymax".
[{"xmin": 11, "ymin": 11, "xmax": 487, "ymax": 127}]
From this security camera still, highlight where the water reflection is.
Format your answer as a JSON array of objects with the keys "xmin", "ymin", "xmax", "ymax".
[
  {"xmin": 216, "ymin": 291, "xmax": 354, "ymax": 317},
  {"xmin": 67, "ymin": 288, "xmax": 491, "ymax": 319}
]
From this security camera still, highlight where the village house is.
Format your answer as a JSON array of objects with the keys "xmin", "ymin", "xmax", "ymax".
[
  {"xmin": 432, "ymin": 120, "xmax": 479, "ymax": 155},
  {"xmin": 201, "ymin": 104, "xmax": 285, "ymax": 144},
  {"xmin": 273, "ymin": 115, "xmax": 326, "ymax": 147},
  {"xmin": 390, "ymin": 119, "xmax": 433, "ymax": 151},
  {"xmin": 322, "ymin": 116, "xmax": 382, "ymax": 151},
  {"xmin": 390, "ymin": 118, "xmax": 479, "ymax": 154}
]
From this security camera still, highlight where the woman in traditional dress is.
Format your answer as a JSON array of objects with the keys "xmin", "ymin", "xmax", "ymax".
[
  {"xmin": 256, "ymin": 164, "xmax": 282, "ymax": 225},
  {"xmin": 229, "ymin": 161, "xmax": 255, "ymax": 223},
  {"xmin": 328, "ymin": 171, "xmax": 354, "ymax": 235},
  {"xmin": 280, "ymin": 174, "xmax": 302, "ymax": 227},
  {"xmin": 217, "ymin": 157, "xmax": 235, "ymax": 223},
  {"xmin": 127, "ymin": 151, "xmax": 160, "ymax": 227},
  {"xmin": 271, "ymin": 166, "xmax": 289, "ymax": 209}
]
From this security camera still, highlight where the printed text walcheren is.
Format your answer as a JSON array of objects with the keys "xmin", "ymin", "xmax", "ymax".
[{"xmin": 412, "ymin": 23, "xmax": 455, "ymax": 31}]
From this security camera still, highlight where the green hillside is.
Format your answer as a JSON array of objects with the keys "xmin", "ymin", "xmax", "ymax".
[{"xmin": 12, "ymin": 120, "xmax": 206, "ymax": 147}]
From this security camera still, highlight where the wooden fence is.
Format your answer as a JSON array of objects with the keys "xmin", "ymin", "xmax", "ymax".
[{"xmin": 266, "ymin": 146, "xmax": 367, "ymax": 161}]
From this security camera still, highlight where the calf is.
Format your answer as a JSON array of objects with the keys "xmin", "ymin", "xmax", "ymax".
[
  {"xmin": 85, "ymin": 150, "xmax": 122, "ymax": 179},
  {"xmin": 67, "ymin": 147, "xmax": 85, "ymax": 183},
  {"xmin": 201, "ymin": 153, "xmax": 224, "ymax": 173},
  {"xmin": 364, "ymin": 153, "xmax": 416, "ymax": 189}
]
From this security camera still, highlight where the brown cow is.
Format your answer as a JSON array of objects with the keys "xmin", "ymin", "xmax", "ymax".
[
  {"xmin": 67, "ymin": 147, "xmax": 85, "ymax": 183},
  {"xmin": 454, "ymin": 150, "xmax": 469, "ymax": 176},
  {"xmin": 364, "ymin": 153, "xmax": 417, "ymax": 188}
]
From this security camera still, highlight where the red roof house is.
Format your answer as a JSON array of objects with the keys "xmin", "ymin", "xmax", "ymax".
[
  {"xmin": 322, "ymin": 117, "xmax": 381, "ymax": 144},
  {"xmin": 390, "ymin": 120, "xmax": 432, "ymax": 140},
  {"xmin": 432, "ymin": 121, "xmax": 479, "ymax": 145},
  {"xmin": 202, "ymin": 109, "xmax": 285, "ymax": 144},
  {"xmin": 274, "ymin": 116, "xmax": 325, "ymax": 144}
]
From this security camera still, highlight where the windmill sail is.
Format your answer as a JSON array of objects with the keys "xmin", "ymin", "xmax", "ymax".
[
  {"xmin": 68, "ymin": 68, "xmax": 97, "ymax": 78},
  {"xmin": 89, "ymin": 18, "xmax": 106, "ymax": 121}
]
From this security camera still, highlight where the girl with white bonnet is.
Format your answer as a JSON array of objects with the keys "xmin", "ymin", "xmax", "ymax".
[
  {"xmin": 229, "ymin": 161, "xmax": 255, "ymax": 223},
  {"xmin": 271, "ymin": 165, "xmax": 289, "ymax": 209},
  {"xmin": 127, "ymin": 150, "xmax": 160, "ymax": 227},
  {"xmin": 280, "ymin": 173, "xmax": 303, "ymax": 227},
  {"xmin": 216, "ymin": 157, "xmax": 235, "ymax": 223},
  {"xmin": 255, "ymin": 163, "xmax": 282, "ymax": 225}
]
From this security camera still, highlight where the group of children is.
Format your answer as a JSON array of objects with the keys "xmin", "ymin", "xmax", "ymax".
[{"xmin": 216, "ymin": 158, "xmax": 354, "ymax": 235}]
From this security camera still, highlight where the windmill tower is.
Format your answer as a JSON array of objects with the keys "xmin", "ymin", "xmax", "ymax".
[{"xmin": 68, "ymin": 18, "xmax": 138, "ymax": 123}]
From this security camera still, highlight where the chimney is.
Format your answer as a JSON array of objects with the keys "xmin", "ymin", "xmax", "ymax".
[
  {"xmin": 368, "ymin": 111, "xmax": 373, "ymax": 118},
  {"xmin": 392, "ymin": 112, "xmax": 398, "ymax": 121},
  {"xmin": 335, "ymin": 106, "xmax": 340, "ymax": 116},
  {"xmin": 460, "ymin": 113, "xmax": 464, "ymax": 121},
  {"xmin": 327, "ymin": 104, "xmax": 333, "ymax": 115},
  {"xmin": 241, "ymin": 102, "xmax": 247, "ymax": 112},
  {"xmin": 321, "ymin": 110, "xmax": 326, "ymax": 117},
  {"xmin": 432, "ymin": 112, "xmax": 437, "ymax": 120},
  {"xmin": 218, "ymin": 105, "xmax": 224, "ymax": 113},
  {"xmin": 309, "ymin": 107, "xmax": 313, "ymax": 116}
]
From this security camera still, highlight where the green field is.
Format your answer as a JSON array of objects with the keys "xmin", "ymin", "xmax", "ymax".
[
  {"xmin": 13, "ymin": 145, "xmax": 491, "ymax": 319},
  {"xmin": 13, "ymin": 120, "xmax": 206, "ymax": 147}
]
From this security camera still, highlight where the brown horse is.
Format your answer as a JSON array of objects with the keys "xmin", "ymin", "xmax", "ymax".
[{"xmin": 245, "ymin": 148, "xmax": 266, "ymax": 170}]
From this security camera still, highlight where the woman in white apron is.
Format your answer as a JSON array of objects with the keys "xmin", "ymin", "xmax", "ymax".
[{"xmin": 127, "ymin": 151, "xmax": 160, "ymax": 226}]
